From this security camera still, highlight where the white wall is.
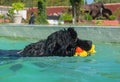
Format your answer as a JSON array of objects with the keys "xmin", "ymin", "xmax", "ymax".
[{"xmin": 47, "ymin": 19, "xmax": 64, "ymax": 25}]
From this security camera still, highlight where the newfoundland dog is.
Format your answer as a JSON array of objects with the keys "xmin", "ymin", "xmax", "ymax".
[{"xmin": 20, "ymin": 27, "xmax": 96, "ymax": 57}]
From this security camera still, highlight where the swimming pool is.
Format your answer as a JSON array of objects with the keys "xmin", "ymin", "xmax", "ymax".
[{"xmin": 0, "ymin": 25, "xmax": 120, "ymax": 82}]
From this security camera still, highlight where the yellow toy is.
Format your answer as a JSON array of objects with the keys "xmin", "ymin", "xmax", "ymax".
[
  {"xmin": 74, "ymin": 44, "xmax": 96, "ymax": 57},
  {"xmin": 88, "ymin": 44, "xmax": 96, "ymax": 54}
]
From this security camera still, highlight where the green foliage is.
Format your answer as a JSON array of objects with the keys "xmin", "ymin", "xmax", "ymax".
[
  {"xmin": 36, "ymin": 0, "xmax": 48, "ymax": 24},
  {"xmin": 70, "ymin": 0, "xmax": 84, "ymax": 5},
  {"xmin": 12, "ymin": 2, "xmax": 24, "ymax": 12},
  {"xmin": 96, "ymin": 16, "xmax": 106, "ymax": 20},
  {"xmin": 8, "ymin": 8, "xmax": 15, "ymax": 15},
  {"xmin": 7, "ymin": 9, "xmax": 14, "ymax": 22},
  {"xmin": 84, "ymin": 13, "xmax": 93, "ymax": 21},
  {"xmin": 94, "ymin": 0, "xmax": 119, "ymax": 3},
  {"xmin": 80, "ymin": 8, "xmax": 85, "ymax": 14},
  {"xmin": 0, "ymin": 14, "xmax": 4, "ymax": 19},
  {"xmin": 0, "ymin": 0, "xmax": 120, "ymax": 7},
  {"xmin": 0, "ymin": 0, "xmax": 70, "ymax": 7},
  {"xmin": 60, "ymin": 13, "xmax": 72, "ymax": 21},
  {"xmin": 46, "ymin": 0, "xmax": 69, "ymax": 6},
  {"xmin": 95, "ymin": 20, "xmax": 102, "ymax": 25},
  {"xmin": 109, "ymin": 15, "xmax": 116, "ymax": 20}
]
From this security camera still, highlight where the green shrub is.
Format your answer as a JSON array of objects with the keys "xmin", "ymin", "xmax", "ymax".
[
  {"xmin": 84, "ymin": 13, "xmax": 93, "ymax": 21},
  {"xmin": 8, "ymin": 8, "xmax": 14, "ymax": 15},
  {"xmin": 60, "ymin": 13, "xmax": 72, "ymax": 21},
  {"xmin": 0, "ymin": 14, "xmax": 4, "ymax": 19},
  {"xmin": 95, "ymin": 20, "xmax": 102, "ymax": 25},
  {"xmin": 96, "ymin": 16, "xmax": 106, "ymax": 20},
  {"xmin": 109, "ymin": 15, "xmax": 116, "ymax": 20},
  {"xmin": 12, "ymin": 2, "xmax": 25, "ymax": 13}
]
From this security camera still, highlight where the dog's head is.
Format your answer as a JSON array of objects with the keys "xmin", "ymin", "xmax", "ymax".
[
  {"xmin": 67, "ymin": 27, "xmax": 96, "ymax": 57},
  {"xmin": 77, "ymin": 39, "xmax": 92, "ymax": 51},
  {"xmin": 74, "ymin": 39, "xmax": 96, "ymax": 57}
]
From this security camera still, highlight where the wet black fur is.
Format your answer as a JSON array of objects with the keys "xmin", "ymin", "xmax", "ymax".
[{"xmin": 20, "ymin": 27, "xmax": 92, "ymax": 57}]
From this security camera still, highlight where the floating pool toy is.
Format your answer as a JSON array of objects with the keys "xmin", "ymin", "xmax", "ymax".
[
  {"xmin": 74, "ymin": 44, "xmax": 96, "ymax": 57},
  {"xmin": 88, "ymin": 44, "xmax": 96, "ymax": 54}
]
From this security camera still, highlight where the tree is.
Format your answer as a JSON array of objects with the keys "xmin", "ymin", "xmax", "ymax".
[
  {"xmin": 46, "ymin": 0, "xmax": 69, "ymax": 6},
  {"xmin": 70, "ymin": 0, "xmax": 84, "ymax": 24},
  {"xmin": 36, "ymin": 0, "xmax": 47, "ymax": 24},
  {"xmin": 94, "ymin": 0, "xmax": 119, "ymax": 3}
]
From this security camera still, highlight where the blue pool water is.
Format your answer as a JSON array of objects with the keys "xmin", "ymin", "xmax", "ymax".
[{"xmin": 0, "ymin": 25, "xmax": 120, "ymax": 82}]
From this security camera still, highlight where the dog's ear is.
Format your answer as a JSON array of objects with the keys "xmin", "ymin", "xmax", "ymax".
[{"xmin": 67, "ymin": 27, "xmax": 77, "ymax": 39}]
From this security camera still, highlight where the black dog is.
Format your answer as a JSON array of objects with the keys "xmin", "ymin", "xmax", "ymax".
[{"xmin": 20, "ymin": 27, "xmax": 93, "ymax": 57}]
